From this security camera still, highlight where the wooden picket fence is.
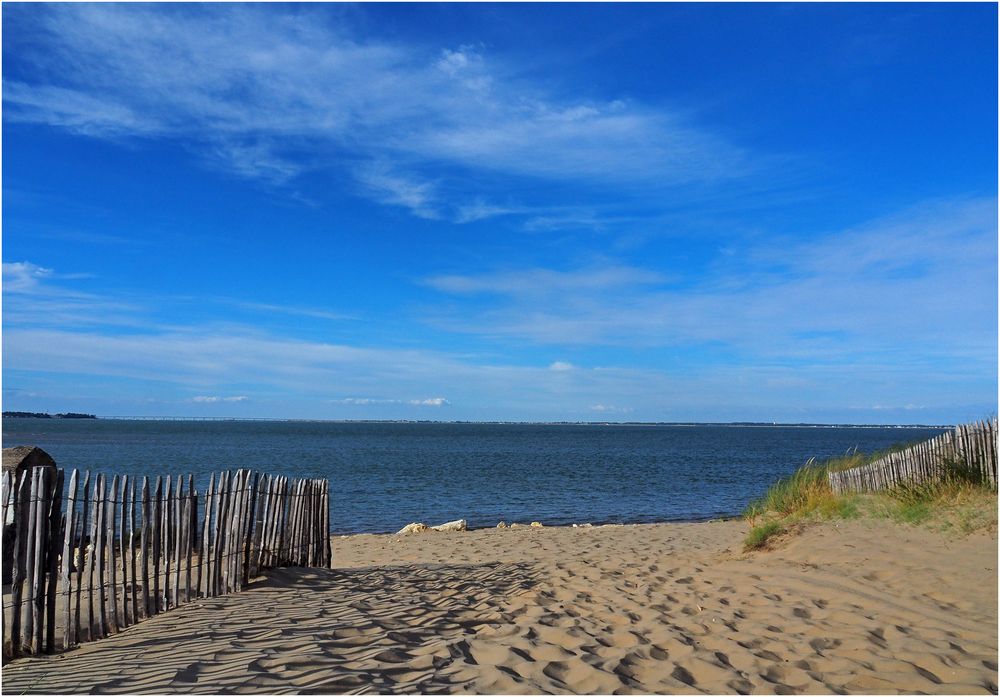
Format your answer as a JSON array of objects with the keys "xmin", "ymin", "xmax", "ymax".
[
  {"xmin": 828, "ymin": 419, "xmax": 998, "ymax": 495},
  {"xmin": 1, "ymin": 468, "xmax": 330, "ymax": 660}
]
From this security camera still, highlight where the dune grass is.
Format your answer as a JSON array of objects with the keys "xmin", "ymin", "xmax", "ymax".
[
  {"xmin": 743, "ymin": 520, "xmax": 785, "ymax": 550},
  {"xmin": 743, "ymin": 446, "xmax": 997, "ymax": 551},
  {"xmin": 875, "ymin": 470, "xmax": 997, "ymax": 533}
]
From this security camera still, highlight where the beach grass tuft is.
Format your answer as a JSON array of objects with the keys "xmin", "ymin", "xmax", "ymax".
[
  {"xmin": 743, "ymin": 456, "xmax": 843, "ymax": 529},
  {"xmin": 744, "ymin": 444, "xmax": 997, "ymax": 550},
  {"xmin": 743, "ymin": 520, "xmax": 785, "ymax": 550}
]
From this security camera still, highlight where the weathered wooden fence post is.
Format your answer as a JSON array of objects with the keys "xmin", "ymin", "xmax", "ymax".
[
  {"xmin": 140, "ymin": 476, "xmax": 151, "ymax": 618},
  {"xmin": 45, "ymin": 468, "xmax": 64, "ymax": 653},
  {"xmin": 199, "ymin": 472, "xmax": 213, "ymax": 599},
  {"xmin": 10, "ymin": 471, "xmax": 31, "ymax": 657},
  {"xmin": 61, "ymin": 469, "xmax": 78, "ymax": 650}
]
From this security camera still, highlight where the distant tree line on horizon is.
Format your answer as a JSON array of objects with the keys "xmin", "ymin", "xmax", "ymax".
[{"xmin": 2, "ymin": 412, "xmax": 97, "ymax": 419}]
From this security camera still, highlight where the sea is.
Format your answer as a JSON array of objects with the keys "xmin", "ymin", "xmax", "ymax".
[{"xmin": 2, "ymin": 419, "xmax": 948, "ymax": 534}]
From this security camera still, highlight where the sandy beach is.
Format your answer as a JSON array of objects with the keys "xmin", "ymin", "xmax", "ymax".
[{"xmin": 2, "ymin": 518, "xmax": 996, "ymax": 694}]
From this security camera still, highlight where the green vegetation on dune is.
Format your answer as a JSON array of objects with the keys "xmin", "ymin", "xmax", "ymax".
[
  {"xmin": 743, "ymin": 446, "xmax": 997, "ymax": 551},
  {"xmin": 743, "ymin": 520, "xmax": 785, "ymax": 550}
]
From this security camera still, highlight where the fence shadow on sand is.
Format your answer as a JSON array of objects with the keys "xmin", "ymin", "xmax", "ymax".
[{"xmin": 2, "ymin": 559, "xmax": 546, "ymax": 695}]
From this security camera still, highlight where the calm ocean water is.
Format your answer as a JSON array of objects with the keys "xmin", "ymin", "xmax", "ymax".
[{"xmin": 2, "ymin": 420, "xmax": 946, "ymax": 534}]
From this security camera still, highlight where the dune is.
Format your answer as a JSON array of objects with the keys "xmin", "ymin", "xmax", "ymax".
[{"xmin": 2, "ymin": 518, "xmax": 996, "ymax": 694}]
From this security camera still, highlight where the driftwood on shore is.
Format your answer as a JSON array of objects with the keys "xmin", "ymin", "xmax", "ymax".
[{"xmin": 1, "ymin": 466, "xmax": 331, "ymax": 661}]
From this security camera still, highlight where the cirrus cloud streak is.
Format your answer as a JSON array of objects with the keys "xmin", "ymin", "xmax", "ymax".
[{"xmin": 4, "ymin": 4, "xmax": 751, "ymax": 221}]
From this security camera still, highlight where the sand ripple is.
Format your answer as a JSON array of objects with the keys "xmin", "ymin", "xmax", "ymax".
[{"xmin": 2, "ymin": 520, "xmax": 996, "ymax": 694}]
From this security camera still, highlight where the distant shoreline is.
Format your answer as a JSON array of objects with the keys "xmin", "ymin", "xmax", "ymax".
[
  {"xmin": 2, "ymin": 411, "xmax": 97, "ymax": 419},
  {"xmin": 4, "ymin": 414, "xmax": 954, "ymax": 428}
]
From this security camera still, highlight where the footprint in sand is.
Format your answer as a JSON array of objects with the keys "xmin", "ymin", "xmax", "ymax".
[
  {"xmin": 908, "ymin": 663, "xmax": 943, "ymax": 684},
  {"xmin": 727, "ymin": 677, "xmax": 755, "ymax": 694},
  {"xmin": 372, "ymin": 648, "xmax": 414, "ymax": 664},
  {"xmin": 541, "ymin": 660, "xmax": 570, "ymax": 683},
  {"xmin": 808, "ymin": 637, "xmax": 841, "ymax": 654},
  {"xmin": 670, "ymin": 664, "xmax": 697, "ymax": 686},
  {"xmin": 714, "ymin": 651, "xmax": 733, "ymax": 668},
  {"xmin": 866, "ymin": 628, "xmax": 888, "ymax": 649},
  {"xmin": 649, "ymin": 645, "xmax": 670, "ymax": 661}
]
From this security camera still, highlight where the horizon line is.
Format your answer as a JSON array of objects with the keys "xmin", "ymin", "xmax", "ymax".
[{"xmin": 5, "ymin": 414, "xmax": 959, "ymax": 428}]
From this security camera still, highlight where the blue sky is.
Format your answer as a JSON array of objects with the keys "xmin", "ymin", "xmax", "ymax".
[{"xmin": 2, "ymin": 3, "xmax": 997, "ymax": 423}]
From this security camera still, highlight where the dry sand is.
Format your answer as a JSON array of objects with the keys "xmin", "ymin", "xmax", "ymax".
[{"xmin": 1, "ymin": 518, "xmax": 996, "ymax": 694}]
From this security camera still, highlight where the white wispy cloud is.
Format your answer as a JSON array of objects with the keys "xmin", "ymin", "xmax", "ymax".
[
  {"xmin": 423, "ymin": 197, "xmax": 998, "ymax": 368},
  {"xmin": 207, "ymin": 141, "xmax": 302, "ymax": 185},
  {"xmin": 191, "ymin": 395, "xmax": 248, "ymax": 403},
  {"xmin": 332, "ymin": 396, "xmax": 449, "ymax": 407},
  {"xmin": 3, "ymin": 262, "xmax": 357, "ymax": 329},
  {"xmin": 233, "ymin": 301, "xmax": 355, "ymax": 322},
  {"xmin": 3, "ymin": 261, "xmax": 94, "ymax": 291},
  {"xmin": 590, "ymin": 404, "xmax": 633, "ymax": 414},
  {"xmin": 453, "ymin": 200, "xmax": 526, "ymax": 224},
  {"xmin": 410, "ymin": 397, "xmax": 449, "ymax": 406},
  {"xmin": 3, "ymin": 4, "xmax": 750, "ymax": 218},
  {"xmin": 3, "ymin": 82, "xmax": 149, "ymax": 137},
  {"xmin": 521, "ymin": 210, "xmax": 636, "ymax": 232},
  {"xmin": 2, "ymin": 261, "xmax": 137, "ymax": 327},
  {"xmin": 3, "ymin": 261, "xmax": 54, "ymax": 292},
  {"xmin": 332, "ymin": 398, "xmax": 397, "ymax": 405},
  {"xmin": 424, "ymin": 265, "xmax": 667, "ymax": 296},
  {"xmin": 549, "ymin": 361, "xmax": 574, "ymax": 372},
  {"xmin": 353, "ymin": 162, "xmax": 441, "ymax": 219}
]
